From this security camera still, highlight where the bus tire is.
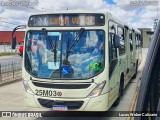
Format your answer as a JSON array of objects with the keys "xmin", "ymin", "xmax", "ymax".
[
  {"xmin": 113, "ymin": 75, "xmax": 124, "ymax": 107},
  {"xmin": 113, "ymin": 87, "xmax": 120, "ymax": 107},
  {"xmin": 132, "ymin": 61, "xmax": 138, "ymax": 79},
  {"xmin": 120, "ymin": 74, "xmax": 124, "ymax": 96}
]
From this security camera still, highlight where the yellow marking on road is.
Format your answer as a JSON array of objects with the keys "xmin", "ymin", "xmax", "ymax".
[
  {"xmin": 127, "ymin": 87, "xmax": 138, "ymax": 120},
  {"xmin": 127, "ymin": 76, "xmax": 141, "ymax": 120}
]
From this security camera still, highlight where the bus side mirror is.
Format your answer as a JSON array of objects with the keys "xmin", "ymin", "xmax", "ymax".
[
  {"xmin": 113, "ymin": 34, "xmax": 120, "ymax": 48},
  {"xmin": 12, "ymin": 36, "xmax": 17, "ymax": 49}
]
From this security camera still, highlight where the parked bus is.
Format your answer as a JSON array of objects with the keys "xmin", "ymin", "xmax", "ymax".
[{"xmin": 12, "ymin": 10, "xmax": 142, "ymax": 111}]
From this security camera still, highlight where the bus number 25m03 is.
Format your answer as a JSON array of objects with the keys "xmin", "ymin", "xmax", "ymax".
[{"xmin": 35, "ymin": 89, "xmax": 62, "ymax": 97}]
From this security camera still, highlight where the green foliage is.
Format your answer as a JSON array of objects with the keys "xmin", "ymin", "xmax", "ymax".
[{"xmin": 0, "ymin": 52, "xmax": 17, "ymax": 56}]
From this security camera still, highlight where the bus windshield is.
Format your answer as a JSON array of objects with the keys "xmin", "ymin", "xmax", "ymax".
[{"xmin": 25, "ymin": 30, "xmax": 105, "ymax": 79}]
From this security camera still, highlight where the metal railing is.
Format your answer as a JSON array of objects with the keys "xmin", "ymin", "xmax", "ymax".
[
  {"xmin": 0, "ymin": 61, "xmax": 22, "ymax": 83},
  {"xmin": 0, "ymin": 44, "xmax": 20, "ymax": 53}
]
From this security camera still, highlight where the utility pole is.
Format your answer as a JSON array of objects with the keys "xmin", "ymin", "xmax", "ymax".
[{"xmin": 153, "ymin": 19, "xmax": 158, "ymax": 31}]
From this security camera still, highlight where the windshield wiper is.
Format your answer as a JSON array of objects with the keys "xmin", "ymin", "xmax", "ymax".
[
  {"xmin": 52, "ymin": 40, "xmax": 57, "ymax": 65},
  {"xmin": 66, "ymin": 37, "xmax": 70, "ymax": 61},
  {"xmin": 42, "ymin": 28, "xmax": 57, "ymax": 65},
  {"xmin": 66, "ymin": 28, "xmax": 85, "ymax": 60}
]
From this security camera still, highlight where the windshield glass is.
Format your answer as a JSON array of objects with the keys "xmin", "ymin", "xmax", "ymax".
[{"xmin": 25, "ymin": 30, "xmax": 105, "ymax": 79}]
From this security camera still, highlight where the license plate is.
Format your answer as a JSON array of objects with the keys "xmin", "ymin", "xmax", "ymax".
[{"xmin": 52, "ymin": 105, "xmax": 68, "ymax": 111}]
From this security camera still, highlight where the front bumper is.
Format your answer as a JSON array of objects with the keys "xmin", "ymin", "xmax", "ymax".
[{"xmin": 24, "ymin": 91, "xmax": 109, "ymax": 111}]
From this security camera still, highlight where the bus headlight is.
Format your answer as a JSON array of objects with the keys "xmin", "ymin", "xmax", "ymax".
[
  {"xmin": 88, "ymin": 81, "xmax": 106, "ymax": 98},
  {"xmin": 23, "ymin": 81, "xmax": 34, "ymax": 95}
]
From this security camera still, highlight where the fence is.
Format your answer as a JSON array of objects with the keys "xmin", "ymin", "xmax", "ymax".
[
  {"xmin": 0, "ymin": 44, "xmax": 20, "ymax": 53},
  {"xmin": 0, "ymin": 61, "xmax": 22, "ymax": 84}
]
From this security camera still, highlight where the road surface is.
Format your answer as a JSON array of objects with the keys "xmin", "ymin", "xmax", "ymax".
[{"xmin": 0, "ymin": 55, "xmax": 22, "ymax": 63}]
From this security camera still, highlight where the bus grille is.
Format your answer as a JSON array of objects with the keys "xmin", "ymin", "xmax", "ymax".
[
  {"xmin": 38, "ymin": 98, "xmax": 84, "ymax": 109},
  {"xmin": 32, "ymin": 82, "xmax": 91, "ymax": 89}
]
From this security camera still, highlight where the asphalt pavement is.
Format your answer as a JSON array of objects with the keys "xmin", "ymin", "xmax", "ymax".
[{"xmin": 0, "ymin": 55, "xmax": 22, "ymax": 63}]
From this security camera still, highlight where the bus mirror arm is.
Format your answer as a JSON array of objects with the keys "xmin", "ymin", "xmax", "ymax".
[
  {"xmin": 11, "ymin": 25, "xmax": 26, "ymax": 49},
  {"xmin": 113, "ymin": 34, "xmax": 120, "ymax": 48},
  {"xmin": 11, "ymin": 36, "xmax": 17, "ymax": 49},
  {"xmin": 18, "ymin": 52, "xmax": 23, "ymax": 57}
]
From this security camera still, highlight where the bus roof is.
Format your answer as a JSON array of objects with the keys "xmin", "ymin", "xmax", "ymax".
[
  {"xmin": 31, "ymin": 9, "xmax": 111, "ymax": 16},
  {"xmin": 29, "ymin": 9, "xmax": 140, "ymax": 32}
]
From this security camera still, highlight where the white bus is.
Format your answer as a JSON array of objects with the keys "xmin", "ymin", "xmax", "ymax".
[{"xmin": 12, "ymin": 10, "xmax": 142, "ymax": 111}]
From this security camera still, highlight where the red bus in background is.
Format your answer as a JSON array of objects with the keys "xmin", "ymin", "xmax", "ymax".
[{"xmin": 18, "ymin": 40, "xmax": 24, "ymax": 56}]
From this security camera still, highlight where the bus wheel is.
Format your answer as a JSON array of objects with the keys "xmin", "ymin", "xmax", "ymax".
[
  {"xmin": 113, "ymin": 76, "xmax": 124, "ymax": 107},
  {"xmin": 113, "ymin": 87, "xmax": 120, "ymax": 107},
  {"xmin": 132, "ymin": 61, "xmax": 138, "ymax": 79}
]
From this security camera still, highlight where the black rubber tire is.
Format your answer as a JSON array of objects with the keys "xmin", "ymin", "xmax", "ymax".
[
  {"xmin": 135, "ymin": 21, "xmax": 160, "ymax": 120},
  {"xmin": 120, "ymin": 77, "xmax": 124, "ymax": 96},
  {"xmin": 113, "ymin": 76, "xmax": 124, "ymax": 107},
  {"xmin": 112, "ymin": 87, "xmax": 120, "ymax": 107},
  {"xmin": 132, "ymin": 61, "xmax": 138, "ymax": 79},
  {"xmin": 149, "ymin": 53, "xmax": 160, "ymax": 120}
]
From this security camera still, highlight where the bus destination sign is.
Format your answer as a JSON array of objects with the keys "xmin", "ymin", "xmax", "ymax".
[{"xmin": 28, "ymin": 14, "xmax": 105, "ymax": 27}]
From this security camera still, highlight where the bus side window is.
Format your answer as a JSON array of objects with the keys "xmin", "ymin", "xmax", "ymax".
[
  {"xmin": 129, "ymin": 30, "xmax": 133, "ymax": 51},
  {"xmin": 109, "ymin": 25, "xmax": 117, "ymax": 62},
  {"xmin": 136, "ymin": 34, "xmax": 138, "ymax": 49},
  {"xmin": 109, "ymin": 21, "xmax": 118, "ymax": 77},
  {"xmin": 118, "ymin": 26, "xmax": 125, "ymax": 55},
  {"xmin": 139, "ymin": 34, "xmax": 142, "ymax": 48}
]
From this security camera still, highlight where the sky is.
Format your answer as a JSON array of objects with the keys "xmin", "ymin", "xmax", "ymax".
[{"xmin": 0, "ymin": 0, "xmax": 159, "ymax": 31}]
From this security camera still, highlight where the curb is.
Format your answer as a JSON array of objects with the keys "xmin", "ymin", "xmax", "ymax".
[
  {"xmin": 127, "ymin": 87, "xmax": 138, "ymax": 120},
  {"xmin": 0, "ymin": 78, "xmax": 22, "ymax": 87},
  {"xmin": 127, "ymin": 76, "xmax": 141, "ymax": 120}
]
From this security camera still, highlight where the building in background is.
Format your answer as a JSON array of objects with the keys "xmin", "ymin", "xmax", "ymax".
[
  {"xmin": 138, "ymin": 28, "xmax": 152, "ymax": 48},
  {"xmin": 0, "ymin": 31, "xmax": 25, "ymax": 52},
  {"xmin": 0, "ymin": 29, "xmax": 153, "ymax": 52}
]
